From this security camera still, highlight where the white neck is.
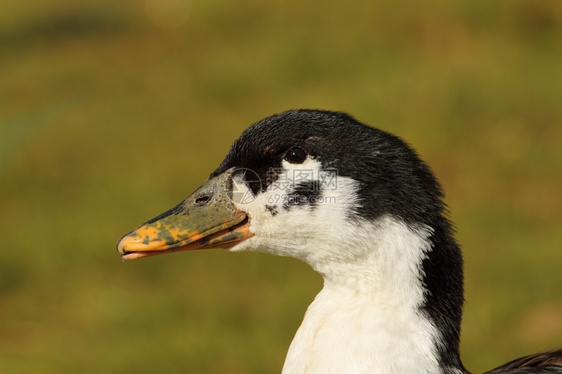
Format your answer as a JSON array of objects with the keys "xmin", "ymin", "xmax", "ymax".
[
  {"xmin": 282, "ymin": 217, "xmax": 448, "ymax": 374},
  {"xmin": 231, "ymin": 171, "xmax": 457, "ymax": 373}
]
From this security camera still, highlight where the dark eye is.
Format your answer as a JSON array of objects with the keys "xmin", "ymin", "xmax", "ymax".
[{"xmin": 284, "ymin": 147, "xmax": 307, "ymax": 164}]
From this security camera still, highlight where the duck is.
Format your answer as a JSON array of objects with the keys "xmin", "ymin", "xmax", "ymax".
[{"xmin": 117, "ymin": 109, "xmax": 562, "ymax": 373}]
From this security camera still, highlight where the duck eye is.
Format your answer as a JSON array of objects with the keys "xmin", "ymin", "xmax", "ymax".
[{"xmin": 284, "ymin": 147, "xmax": 307, "ymax": 164}]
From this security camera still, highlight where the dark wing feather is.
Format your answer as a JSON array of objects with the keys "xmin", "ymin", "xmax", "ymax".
[{"xmin": 485, "ymin": 350, "xmax": 562, "ymax": 373}]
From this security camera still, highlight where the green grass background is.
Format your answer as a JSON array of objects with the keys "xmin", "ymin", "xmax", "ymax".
[{"xmin": 1, "ymin": 0, "xmax": 561, "ymax": 372}]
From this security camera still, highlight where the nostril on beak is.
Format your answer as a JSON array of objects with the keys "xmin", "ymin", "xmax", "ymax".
[{"xmin": 194, "ymin": 193, "xmax": 212, "ymax": 206}]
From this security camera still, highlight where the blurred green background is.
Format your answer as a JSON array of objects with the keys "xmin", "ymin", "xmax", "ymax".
[{"xmin": 1, "ymin": 0, "xmax": 561, "ymax": 372}]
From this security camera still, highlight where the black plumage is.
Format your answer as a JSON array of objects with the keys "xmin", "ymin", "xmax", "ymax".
[{"xmin": 211, "ymin": 109, "xmax": 560, "ymax": 373}]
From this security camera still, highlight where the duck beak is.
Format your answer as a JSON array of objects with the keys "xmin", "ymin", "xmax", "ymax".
[{"xmin": 117, "ymin": 168, "xmax": 253, "ymax": 260}]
